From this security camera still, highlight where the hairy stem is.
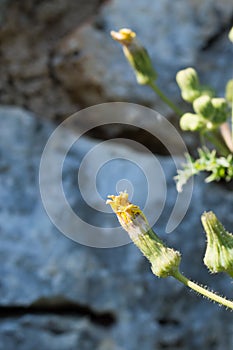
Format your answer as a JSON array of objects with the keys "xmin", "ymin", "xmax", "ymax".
[{"xmin": 173, "ymin": 270, "xmax": 233, "ymax": 309}]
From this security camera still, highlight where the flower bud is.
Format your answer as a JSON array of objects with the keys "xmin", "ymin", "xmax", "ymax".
[
  {"xmin": 180, "ymin": 113, "xmax": 207, "ymax": 131},
  {"xmin": 111, "ymin": 28, "xmax": 157, "ymax": 85},
  {"xmin": 181, "ymin": 89, "xmax": 201, "ymax": 103},
  {"xmin": 201, "ymin": 211, "xmax": 233, "ymax": 277},
  {"xmin": 229, "ymin": 26, "xmax": 233, "ymax": 43},
  {"xmin": 176, "ymin": 68, "xmax": 199, "ymax": 91},
  {"xmin": 225, "ymin": 79, "xmax": 233, "ymax": 104},
  {"xmin": 211, "ymin": 98, "xmax": 229, "ymax": 124},
  {"xmin": 176, "ymin": 68, "xmax": 202, "ymax": 102},
  {"xmin": 193, "ymin": 95, "xmax": 215, "ymax": 119},
  {"xmin": 107, "ymin": 192, "xmax": 181, "ymax": 278}
]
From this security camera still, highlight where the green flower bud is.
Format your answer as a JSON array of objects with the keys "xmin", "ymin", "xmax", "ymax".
[
  {"xmin": 176, "ymin": 68, "xmax": 202, "ymax": 103},
  {"xmin": 229, "ymin": 26, "xmax": 233, "ymax": 43},
  {"xmin": 193, "ymin": 95, "xmax": 215, "ymax": 119},
  {"xmin": 111, "ymin": 29, "xmax": 157, "ymax": 85},
  {"xmin": 180, "ymin": 113, "xmax": 207, "ymax": 131},
  {"xmin": 181, "ymin": 89, "xmax": 201, "ymax": 103},
  {"xmin": 225, "ymin": 79, "xmax": 233, "ymax": 104},
  {"xmin": 176, "ymin": 68, "xmax": 199, "ymax": 91},
  {"xmin": 107, "ymin": 192, "xmax": 181, "ymax": 278},
  {"xmin": 211, "ymin": 98, "xmax": 229, "ymax": 124},
  {"xmin": 201, "ymin": 211, "xmax": 233, "ymax": 277}
]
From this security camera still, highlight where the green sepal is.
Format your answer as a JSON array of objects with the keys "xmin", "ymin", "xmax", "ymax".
[
  {"xmin": 123, "ymin": 44, "xmax": 157, "ymax": 85},
  {"xmin": 201, "ymin": 211, "xmax": 233, "ymax": 278}
]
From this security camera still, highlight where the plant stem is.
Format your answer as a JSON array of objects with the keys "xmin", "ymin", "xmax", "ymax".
[
  {"xmin": 148, "ymin": 81, "xmax": 183, "ymax": 117},
  {"xmin": 205, "ymin": 131, "xmax": 230, "ymax": 156},
  {"xmin": 173, "ymin": 270, "xmax": 233, "ymax": 309},
  {"xmin": 220, "ymin": 123, "xmax": 233, "ymax": 153},
  {"xmin": 231, "ymin": 96, "xmax": 233, "ymax": 146}
]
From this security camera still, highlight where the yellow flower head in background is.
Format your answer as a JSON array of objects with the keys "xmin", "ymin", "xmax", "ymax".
[
  {"xmin": 110, "ymin": 28, "xmax": 136, "ymax": 45},
  {"xmin": 110, "ymin": 28, "xmax": 157, "ymax": 85}
]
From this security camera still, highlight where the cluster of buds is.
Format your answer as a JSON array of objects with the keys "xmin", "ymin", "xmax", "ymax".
[
  {"xmin": 177, "ymin": 68, "xmax": 229, "ymax": 132},
  {"xmin": 201, "ymin": 211, "xmax": 233, "ymax": 278},
  {"xmin": 107, "ymin": 192, "xmax": 181, "ymax": 278}
]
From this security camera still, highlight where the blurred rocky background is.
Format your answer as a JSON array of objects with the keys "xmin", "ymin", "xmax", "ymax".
[{"xmin": 1, "ymin": 0, "xmax": 233, "ymax": 349}]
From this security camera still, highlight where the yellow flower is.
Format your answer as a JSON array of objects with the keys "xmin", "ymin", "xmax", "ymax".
[
  {"xmin": 110, "ymin": 28, "xmax": 136, "ymax": 45},
  {"xmin": 110, "ymin": 28, "xmax": 157, "ymax": 85},
  {"xmin": 107, "ymin": 192, "xmax": 181, "ymax": 278},
  {"xmin": 106, "ymin": 192, "xmax": 149, "ymax": 240}
]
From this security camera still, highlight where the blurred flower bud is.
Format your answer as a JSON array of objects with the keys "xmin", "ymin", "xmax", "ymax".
[
  {"xmin": 193, "ymin": 95, "xmax": 215, "ymax": 119},
  {"xmin": 176, "ymin": 68, "xmax": 199, "ymax": 90},
  {"xmin": 229, "ymin": 26, "xmax": 233, "ymax": 43},
  {"xmin": 176, "ymin": 68, "xmax": 202, "ymax": 102},
  {"xmin": 211, "ymin": 98, "xmax": 229, "ymax": 124},
  {"xmin": 111, "ymin": 28, "xmax": 157, "ymax": 85},
  {"xmin": 180, "ymin": 113, "xmax": 207, "ymax": 131},
  {"xmin": 225, "ymin": 79, "xmax": 233, "ymax": 104},
  {"xmin": 181, "ymin": 89, "xmax": 201, "ymax": 103},
  {"xmin": 107, "ymin": 192, "xmax": 181, "ymax": 278},
  {"xmin": 201, "ymin": 211, "xmax": 233, "ymax": 277}
]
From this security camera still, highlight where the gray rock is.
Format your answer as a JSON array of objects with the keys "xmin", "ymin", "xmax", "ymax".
[
  {"xmin": 0, "ymin": 106, "xmax": 233, "ymax": 349},
  {"xmin": 0, "ymin": 0, "xmax": 102, "ymax": 119},
  {"xmin": 0, "ymin": 315, "xmax": 107, "ymax": 350},
  {"xmin": 0, "ymin": 0, "xmax": 10, "ymax": 26},
  {"xmin": 52, "ymin": 0, "xmax": 233, "ymax": 114}
]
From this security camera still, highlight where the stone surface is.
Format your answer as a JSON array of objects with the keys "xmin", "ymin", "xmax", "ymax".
[
  {"xmin": 0, "ymin": 0, "xmax": 102, "ymax": 119},
  {"xmin": 52, "ymin": 0, "xmax": 233, "ymax": 114},
  {"xmin": 0, "ymin": 0, "xmax": 232, "ymax": 127},
  {"xmin": 0, "ymin": 106, "xmax": 233, "ymax": 349}
]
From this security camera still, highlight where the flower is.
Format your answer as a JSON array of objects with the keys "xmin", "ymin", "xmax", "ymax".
[
  {"xmin": 107, "ymin": 192, "xmax": 181, "ymax": 278},
  {"xmin": 110, "ymin": 28, "xmax": 136, "ymax": 45},
  {"xmin": 110, "ymin": 28, "xmax": 157, "ymax": 85}
]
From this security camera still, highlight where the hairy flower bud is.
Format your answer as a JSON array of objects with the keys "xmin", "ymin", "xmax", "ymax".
[
  {"xmin": 111, "ymin": 28, "xmax": 157, "ymax": 85},
  {"xmin": 107, "ymin": 192, "xmax": 181, "ymax": 278},
  {"xmin": 180, "ymin": 113, "xmax": 207, "ymax": 131},
  {"xmin": 201, "ymin": 211, "xmax": 233, "ymax": 277}
]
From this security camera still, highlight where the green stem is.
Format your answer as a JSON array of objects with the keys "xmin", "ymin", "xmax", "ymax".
[
  {"xmin": 173, "ymin": 270, "xmax": 233, "ymax": 309},
  {"xmin": 205, "ymin": 131, "xmax": 230, "ymax": 156},
  {"xmin": 148, "ymin": 81, "xmax": 183, "ymax": 117},
  {"xmin": 231, "ymin": 96, "xmax": 233, "ymax": 145}
]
